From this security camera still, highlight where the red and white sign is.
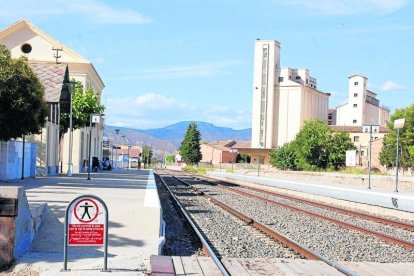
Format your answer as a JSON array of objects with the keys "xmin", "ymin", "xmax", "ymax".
[{"xmin": 68, "ymin": 197, "xmax": 106, "ymax": 246}]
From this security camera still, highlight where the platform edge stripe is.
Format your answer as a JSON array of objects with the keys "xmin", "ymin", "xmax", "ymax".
[{"xmin": 150, "ymin": 255, "xmax": 175, "ymax": 276}]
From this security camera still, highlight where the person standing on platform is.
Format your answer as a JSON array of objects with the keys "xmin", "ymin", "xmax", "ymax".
[{"xmin": 138, "ymin": 153, "xmax": 142, "ymax": 170}]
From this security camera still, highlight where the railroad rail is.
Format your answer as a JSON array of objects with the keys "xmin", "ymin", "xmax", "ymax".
[
  {"xmin": 172, "ymin": 171, "xmax": 414, "ymax": 251},
  {"xmin": 195, "ymin": 173, "xmax": 414, "ymax": 232},
  {"xmin": 154, "ymin": 172, "xmax": 230, "ymax": 276},
  {"xmin": 156, "ymin": 169, "xmax": 356, "ymax": 276}
]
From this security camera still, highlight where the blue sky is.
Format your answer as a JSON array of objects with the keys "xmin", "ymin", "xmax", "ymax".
[{"xmin": 1, "ymin": 0, "xmax": 412, "ymax": 129}]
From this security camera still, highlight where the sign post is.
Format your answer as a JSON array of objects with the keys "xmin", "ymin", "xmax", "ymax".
[
  {"xmin": 362, "ymin": 125, "xmax": 379, "ymax": 189},
  {"xmin": 63, "ymin": 195, "xmax": 109, "ymax": 272},
  {"xmin": 393, "ymin": 118, "xmax": 405, "ymax": 192}
]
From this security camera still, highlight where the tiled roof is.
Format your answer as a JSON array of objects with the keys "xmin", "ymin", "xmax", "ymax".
[
  {"xmin": 29, "ymin": 61, "xmax": 68, "ymax": 103},
  {"xmin": 232, "ymin": 141, "xmax": 251, "ymax": 149}
]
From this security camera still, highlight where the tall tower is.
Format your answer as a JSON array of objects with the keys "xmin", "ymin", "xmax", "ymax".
[{"xmin": 251, "ymin": 39, "xmax": 281, "ymax": 149}]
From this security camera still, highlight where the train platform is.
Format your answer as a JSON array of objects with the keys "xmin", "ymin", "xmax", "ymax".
[
  {"xmin": 3, "ymin": 169, "xmax": 163, "ymax": 275},
  {"xmin": 207, "ymin": 171, "xmax": 414, "ymax": 216},
  {"xmin": 150, "ymin": 256, "xmax": 414, "ymax": 275}
]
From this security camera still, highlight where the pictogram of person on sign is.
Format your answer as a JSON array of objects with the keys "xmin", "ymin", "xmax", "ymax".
[
  {"xmin": 74, "ymin": 199, "xmax": 99, "ymax": 223},
  {"xmin": 80, "ymin": 202, "xmax": 93, "ymax": 220}
]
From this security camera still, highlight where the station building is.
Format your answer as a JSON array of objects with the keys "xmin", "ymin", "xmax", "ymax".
[
  {"xmin": 251, "ymin": 39, "xmax": 330, "ymax": 153},
  {"xmin": 0, "ymin": 20, "xmax": 105, "ymax": 175}
]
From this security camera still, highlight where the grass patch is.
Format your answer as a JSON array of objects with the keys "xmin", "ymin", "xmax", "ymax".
[{"xmin": 183, "ymin": 166, "xmax": 212, "ymax": 174}]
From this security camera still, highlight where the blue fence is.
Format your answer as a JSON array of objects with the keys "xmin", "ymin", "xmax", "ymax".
[{"xmin": 0, "ymin": 140, "xmax": 36, "ymax": 180}]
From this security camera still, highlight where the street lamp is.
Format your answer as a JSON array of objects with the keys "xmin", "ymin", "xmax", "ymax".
[
  {"xmin": 229, "ymin": 148, "xmax": 236, "ymax": 173},
  {"xmin": 394, "ymin": 118, "xmax": 405, "ymax": 192},
  {"xmin": 87, "ymin": 113, "xmax": 103, "ymax": 180},
  {"xmin": 121, "ymin": 135, "xmax": 126, "ymax": 169},
  {"xmin": 115, "ymin": 129, "xmax": 120, "ymax": 170}
]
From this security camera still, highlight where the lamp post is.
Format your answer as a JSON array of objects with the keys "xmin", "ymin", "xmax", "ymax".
[
  {"xmin": 67, "ymin": 82, "xmax": 74, "ymax": 176},
  {"xmin": 87, "ymin": 113, "xmax": 102, "ymax": 180},
  {"xmin": 115, "ymin": 129, "xmax": 120, "ymax": 170},
  {"xmin": 394, "ymin": 118, "xmax": 405, "ymax": 192},
  {"xmin": 127, "ymin": 145, "xmax": 132, "ymax": 169}
]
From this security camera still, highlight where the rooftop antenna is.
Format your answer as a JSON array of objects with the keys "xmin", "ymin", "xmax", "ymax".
[{"xmin": 52, "ymin": 47, "xmax": 63, "ymax": 64}]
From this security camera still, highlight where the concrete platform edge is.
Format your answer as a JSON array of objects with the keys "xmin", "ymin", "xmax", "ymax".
[{"xmin": 208, "ymin": 172, "xmax": 414, "ymax": 213}]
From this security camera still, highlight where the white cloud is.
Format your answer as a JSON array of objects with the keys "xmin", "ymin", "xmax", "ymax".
[
  {"xmin": 0, "ymin": 0, "xmax": 150, "ymax": 25},
  {"xmin": 105, "ymin": 93, "xmax": 251, "ymax": 129},
  {"xmin": 280, "ymin": 0, "xmax": 407, "ymax": 15},
  {"xmin": 113, "ymin": 61, "xmax": 242, "ymax": 81},
  {"xmin": 380, "ymin": 81, "xmax": 406, "ymax": 91}
]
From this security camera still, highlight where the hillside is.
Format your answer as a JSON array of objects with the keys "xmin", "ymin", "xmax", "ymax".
[{"xmin": 104, "ymin": 121, "xmax": 251, "ymax": 155}]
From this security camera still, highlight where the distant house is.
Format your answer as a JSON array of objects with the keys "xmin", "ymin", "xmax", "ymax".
[
  {"xmin": 329, "ymin": 125, "xmax": 388, "ymax": 169},
  {"xmin": 200, "ymin": 140, "xmax": 271, "ymax": 165},
  {"xmin": 200, "ymin": 140, "xmax": 238, "ymax": 165}
]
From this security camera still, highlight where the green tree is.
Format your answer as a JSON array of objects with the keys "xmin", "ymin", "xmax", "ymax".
[
  {"xmin": 328, "ymin": 131, "xmax": 356, "ymax": 169},
  {"xmin": 269, "ymin": 142, "xmax": 298, "ymax": 170},
  {"xmin": 179, "ymin": 122, "xmax": 202, "ymax": 165},
  {"xmin": 270, "ymin": 120, "xmax": 355, "ymax": 171},
  {"xmin": 292, "ymin": 120, "xmax": 331, "ymax": 170},
  {"xmin": 60, "ymin": 80, "xmax": 105, "ymax": 136},
  {"xmin": 166, "ymin": 155, "xmax": 175, "ymax": 165},
  {"xmin": 142, "ymin": 145, "xmax": 153, "ymax": 168},
  {"xmin": 380, "ymin": 104, "xmax": 414, "ymax": 169},
  {"xmin": 0, "ymin": 44, "xmax": 48, "ymax": 140}
]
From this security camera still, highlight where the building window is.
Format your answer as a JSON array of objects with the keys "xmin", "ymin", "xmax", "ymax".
[
  {"xmin": 354, "ymin": 136, "xmax": 359, "ymax": 142},
  {"xmin": 278, "ymin": 77, "xmax": 283, "ymax": 82},
  {"xmin": 353, "ymin": 104, "xmax": 358, "ymax": 107},
  {"xmin": 353, "ymin": 119, "xmax": 357, "ymax": 124},
  {"xmin": 289, "ymin": 76, "xmax": 292, "ymax": 80},
  {"xmin": 21, "ymin": 43, "xmax": 32, "ymax": 54},
  {"xmin": 295, "ymin": 76, "xmax": 301, "ymax": 80},
  {"xmin": 354, "ymin": 82, "xmax": 358, "ymax": 86},
  {"xmin": 354, "ymin": 93, "xmax": 358, "ymax": 97}
]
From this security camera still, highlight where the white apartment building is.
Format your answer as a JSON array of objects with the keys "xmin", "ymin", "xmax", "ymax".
[
  {"xmin": 251, "ymin": 39, "xmax": 330, "ymax": 149},
  {"xmin": 335, "ymin": 75, "xmax": 390, "ymax": 127}
]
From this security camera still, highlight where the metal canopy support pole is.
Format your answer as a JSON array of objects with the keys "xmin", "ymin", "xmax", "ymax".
[
  {"xmin": 368, "ymin": 126, "xmax": 372, "ymax": 189},
  {"xmin": 87, "ymin": 114, "xmax": 92, "ymax": 180},
  {"xmin": 395, "ymin": 128, "xmax": 400, "ymax": 192},
  {"xmin": 21, "ymin": 135, "xmax": 25, "ymax": 179}
]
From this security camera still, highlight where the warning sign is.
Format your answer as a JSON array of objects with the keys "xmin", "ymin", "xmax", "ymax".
[{"xmin": 67, "ymin": 197, "xmax": 107, "ymax": 246}]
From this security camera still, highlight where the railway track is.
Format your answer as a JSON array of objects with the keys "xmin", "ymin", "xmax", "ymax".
[
  {"xmin": 161, "ymin": 169, "xmax": 414, "ymax": 263},
  {"xmin": 155, "ymin": 170, "xmax": 356, "ymax": 276},
  {"xmin": 193, "ymin": 173, "xmax": 414, "ymax": 232}
]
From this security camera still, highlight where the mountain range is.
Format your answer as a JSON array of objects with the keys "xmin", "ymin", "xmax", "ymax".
[{"xmin": 104, "ymin": 121, "xmax": 251, "ymax": 155}]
